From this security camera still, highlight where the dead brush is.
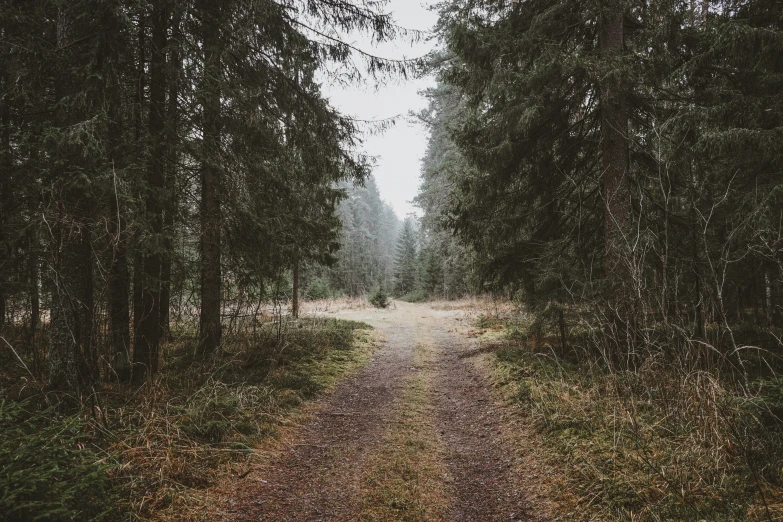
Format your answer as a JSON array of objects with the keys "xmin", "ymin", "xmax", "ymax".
[
  {"xmin": 484, "ymin": 307, "xmax": 783, "ymax": 521},
  {"xmin": 301, "ymin": 296, "xmax": 371, "ymax": 314},
  {"xmin": 69, "ymin": 316, "xmax": 374, "ymax": 519}
]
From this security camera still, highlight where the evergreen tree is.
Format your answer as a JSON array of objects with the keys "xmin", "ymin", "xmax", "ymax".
[
  {"xmin": 426, "ymin": 0, "xmax": 783, "ymax": 354},
  {"xmin": 321, "ymin": 177, "xmax": 400, "ymax": 297},
  {"xmin": 415, "ymin": 80, "xmax": 473, "ymax": 299},
  {"xmin": 0, "ymin": 0, "xmax": 412, "ymax": 392},
  {"xmin": 394, "ymin": 217, "xmax": 419, "ymax": 296}
]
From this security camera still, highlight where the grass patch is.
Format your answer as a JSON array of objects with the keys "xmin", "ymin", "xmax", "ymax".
[
  {"xmin": 360, "ymin": 341, "xmax": 448, "ymax": 521},
  {"xmin": 478, "ymin": 316, "xmax": 783, "ymax": 521},
  {"xmin": 0, "ymin": 317, "xmax": 374, "ymax": 520}
]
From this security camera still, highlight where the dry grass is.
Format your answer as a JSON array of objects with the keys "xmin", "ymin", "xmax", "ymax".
[
  {"xmin": 359, "ymin": 339, "xmax": 449, "ymax": 521},
  {"xmin": 428, "ymin": 295, "xmax": 519, "ymax": 316},
  {"xmin": 302, "ymin": 296, "xmax": 372, "ymax": 315},
  {"xmin": 0, "ymin": 316, "xmax": 376, "ymax": 521},
  {"xmin": 476, "ymin": 311, "xmax": 783, "ymax": 522}
]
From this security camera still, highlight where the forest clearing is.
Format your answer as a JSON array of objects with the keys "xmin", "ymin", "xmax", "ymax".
[{"xmin": 2, "ymin": 0, "xmax": 783, "ymax": 520}]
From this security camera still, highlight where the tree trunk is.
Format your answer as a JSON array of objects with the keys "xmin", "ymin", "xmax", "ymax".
[
  {"xmin": 133, "ymin": 253, "xmax": 143, "ymax": 336},
  {"xmin": 132, "ymin": 14, "xmax": 145, "ymax": 373},
  {"xmin": 558, "ymin": 304, "xmax": 567, "ymax": 355},
  {"xmin": 48, "ymin": 7, "xmax": 97, "ymax": 394},
  {"xmin": 693, "ymin": 228, "xmax": 704, "ymax": 338},
  {"xmin": 0, "ymin": 73, "xmax": 8, "ymax": 330},
  {"xmin": 109, "ymin": 190, "xmax": 131, "ymax": 381},
  {"xmin": 599, "ymin": 6, "xmax": 630, "ymax": 282},
  {"xmin": 766, "ymin": 269, "xmax": 774, "ymax": 326},
  {"xmin": 161, "ymin": 9, "xmax": 182, "ymax": 342},
  {"xmin": 197, "ymin": 0, "xmax": 222, "ymax": 357},
  {"xmin": 292, "ymin": 261, "xmax": 300, "ymax": 318},
  {"xmin": 103, "ymin": 6, "xmax": 131, "ymax": 381},
  {"xmin": 133, "ymin": 0, "xmax": 167, "ymax": 383},
  {"xmin": 28, "ymin": 226, "xmax": 39, "ymax": 332}
]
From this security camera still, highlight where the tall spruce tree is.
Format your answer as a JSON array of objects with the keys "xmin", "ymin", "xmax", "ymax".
[
  {"xmin": 415, "ymin": 81, "xmax": 473, "ymax": 299},
  {"xmin": 322, "ymin": 177, "xmax": 400, "ymax": 297},
  {"xmin": 394, "ymin": 217, "xmax": 419, "ymax": 296},
  {"xmin": 0, "ymin": 0, "xmax": 412, "ymax": 391},
  {"xmin": 427, "ymin": 0, "xmax": 783, "ymax": 357}
]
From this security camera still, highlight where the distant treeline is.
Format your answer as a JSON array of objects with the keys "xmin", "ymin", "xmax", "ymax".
[{"xmin": 302, "ymin": 177, "xmax": 473, "ymax": 301}]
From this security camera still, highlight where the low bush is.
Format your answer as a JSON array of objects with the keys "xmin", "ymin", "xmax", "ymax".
[
  {"xmin": 0, "ymin": 399, "xmax": 118, "ymax": 521},
  {"xmin": 305, "ymin": 278, "xmax": 336, "ymax": 300},
  {"xmin": 368, "ymin": 286, "xmax": 390, "ymax": 308},
  {"xmin": 399, "ymin": 289, "xmax": 428, "ymax": 303}
]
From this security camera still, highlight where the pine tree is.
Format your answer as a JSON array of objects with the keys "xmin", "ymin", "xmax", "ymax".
[
  {"xmin": 133, "ymin": 0, "xmax": 169, "ymax": 381},
  {"xmin": 48, "ymin": 4, "xmax": 89, "ymax": 392},
  {"xmin": 394, "ymin": 217, "xmax": 419, "ymax": 296},
  {"xmin": 415, "ymin": 81, "xmax": 473, "ymax": 299},
  {"xmin": 428, "ymin": 0, "xmax": 783, "ymax": 353},
  {"xmin": 325, "ymin": 178, "xmax": 400, "ymax": 297},
  {"xmin": 0, "ymin": 0, "xmax": 413, "ymax": 389},
  {"xmin": 195, "ymin": 0, "xmax": 222, "ymax": 358}
]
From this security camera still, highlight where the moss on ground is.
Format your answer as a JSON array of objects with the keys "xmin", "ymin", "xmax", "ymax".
[{"xmin": 0, "ymin": 317, "xmax": 375, "ymax": 521}]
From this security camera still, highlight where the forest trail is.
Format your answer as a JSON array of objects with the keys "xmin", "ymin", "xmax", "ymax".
[{"xmin": 219, "ymin": 302, "xmax": 547, "ymax": 521}]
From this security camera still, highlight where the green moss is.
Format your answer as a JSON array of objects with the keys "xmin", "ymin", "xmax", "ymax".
[{"xmin": 0, "ymin": 399, "xmax": 119, "ymax": 521}]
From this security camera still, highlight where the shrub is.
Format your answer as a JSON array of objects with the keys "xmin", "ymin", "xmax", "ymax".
[
  {"xmin": 305, "ymin": 278, "xmax": 334, "ymax": 300},
  {"xmin": 368, "ymin": 286, "xmax": 390, "ymax": 308},
  {"xmin": 490, "ymin": 332, "xmax": 783, "ymax": 521},
  {"xmin": 400, "ymin": 289, "xmax": 428, "ymax": 303},
  {"xmin": 0, "ymin": 399, "xmax": 117, "ymax": 521}
]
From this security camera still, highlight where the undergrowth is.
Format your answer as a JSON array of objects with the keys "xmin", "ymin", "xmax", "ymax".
[
  {"xmin": 478, "ymin": 311, "xmax": 783, "ymax": 521},
  {"xmin": 0, "ymin": 317, "xmax": 373, "ymax": 520},
  {"xmin": 0, "ymin": 399, "xmax": 118, "ymax": 521},
  {"xmin": 398, "ymin": 289, "xmax": 428, "ymax": 303},
  {"xmin": 369, "ymin": 286, "xmax": 390, "ymax": 308}
]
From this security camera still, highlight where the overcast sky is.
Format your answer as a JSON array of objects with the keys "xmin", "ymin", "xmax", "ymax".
[{"xmin": 321, "ymin": 1, "xmax": 439, "ymax": 219}]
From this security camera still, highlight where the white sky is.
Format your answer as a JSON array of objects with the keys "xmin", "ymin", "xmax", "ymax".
[{"xmin": 321, "ymin": 0, "xmax": 439, "ymax": 219}]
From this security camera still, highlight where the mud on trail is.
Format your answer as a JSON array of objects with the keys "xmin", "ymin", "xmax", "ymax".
[{"xmin": 218, "ymin": 302, "xmax": 548, "ymax": 521}]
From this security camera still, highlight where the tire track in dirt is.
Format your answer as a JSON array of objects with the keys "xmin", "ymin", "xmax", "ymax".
[
  {"xmin": 221, "ymin": 322, "xmax": 420, "ymax": 521},
  {"xmin": 219, "ymin": 302, "xmax": 548, "ymax": 521},
  {"xmin": 429, "ymin": 323, "xmax": 544, "ymax": 521}
]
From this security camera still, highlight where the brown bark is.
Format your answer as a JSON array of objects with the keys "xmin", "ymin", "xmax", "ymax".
[
  {"xmin": 292, "ymin": 262, "xmax": 300, "ymax": 318},
  {"xmin": 197, "ymin": 0, "xmax": 222, "ymax": 357},
  {"xmin": 48, "ymin": 7, "xmax": 97, "ymax": 393},
  {"xmin": 101, "ymin": 8, "xmax": 131, "ymax": 381},
  {"xmin": 0, "ymin": 71, "xmax": 8, "ymax": 330},
  {"xmin": 133, "ymin": 253, "xmax": 143, "ymax": 337},
  {"xmin": 599, "ymin": 5, "xmax": 630, "ymax": 291},
  {"xmin": 132, "ymin": 14, "xmax": 145, "ymax": 370},
  {"xmin": 161, "ymin": 10, "xmax": 181, "ymax": 342},
  {"xmin": 28, "ymin": 227, "xmax": 39, "ymax": 332},
  {"xmin": 766, "ymin": 270, "xmax": 775, "ymax": 326},
  {"xmin": 133, "ymin": 0, "xmax": 167, "ymax": 383},
  {"xmin": 109, "ymin": 195, "xmax": 131, "ymax": 381}
]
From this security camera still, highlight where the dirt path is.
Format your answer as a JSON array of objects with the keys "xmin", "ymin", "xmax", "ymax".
[{"xmin": 220, "ymin": 302, "xmax": 546, "ymax": 521}]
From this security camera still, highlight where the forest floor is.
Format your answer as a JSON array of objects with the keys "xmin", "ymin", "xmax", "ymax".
[{"xmin": 214, "ymin": 300, "xmax": 552, "ymax": 521}]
